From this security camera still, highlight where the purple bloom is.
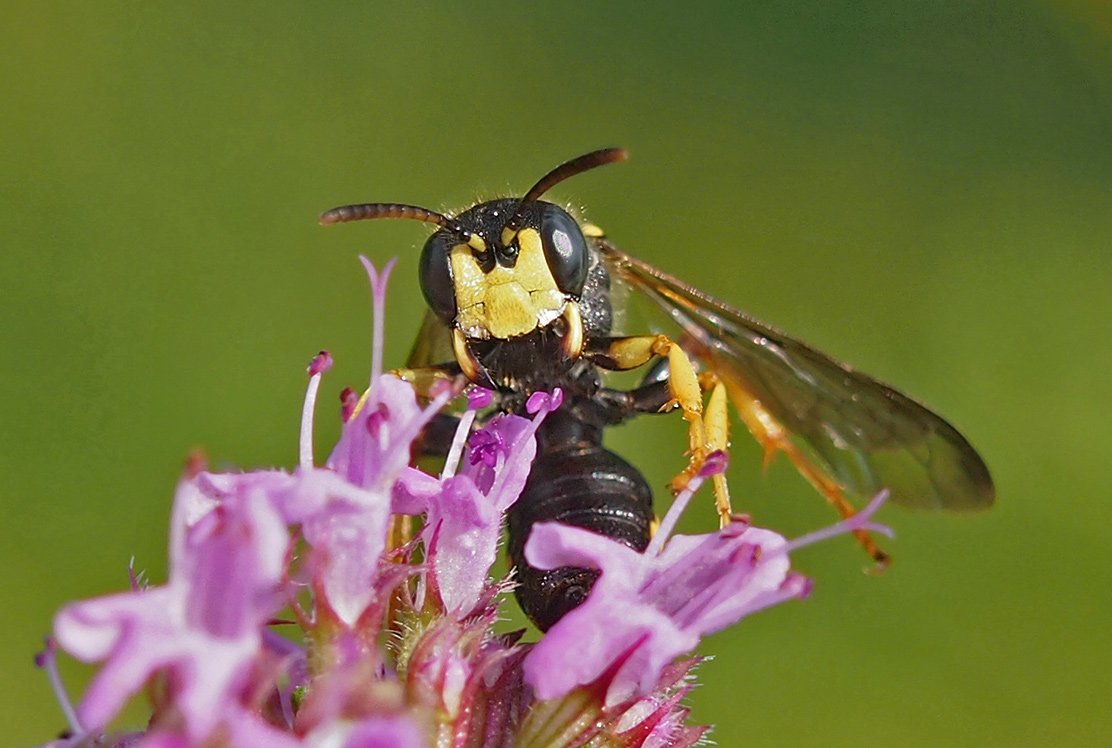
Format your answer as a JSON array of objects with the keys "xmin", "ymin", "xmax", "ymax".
[
  {"xmin": 327, "ymin": 374, "xmax": 447, "ymax": 495},
  {"xmin": 523, "ymin": 482, "xmax": 891, "ymax": 705},
  {"xmin": 297, "ymin": 373, "xmax": 445, "ymax": 627},
  {"xmin": 466, "ymin": 427, "xmax": 504, "ymax": 470},
  {"xmin": 421, "ymin": 409, "xmax": 552, "ymax": 616},
  {"xmin": 39, "ymin": 255, "xmax": 897, "ymax": 747},
  {"xmin": 293, "ymin": 342, "xmax": 450, "ymax": 628},
  {"xmin": 291, "ymin": 468, "xmax": 394, "ymax": 628},
  {"xmin": 466, "ymin": 386, "xmax": 494, "ymax": 411},
  {"xmin": 53, "ymin": 472, "xmax": 290, "ymax": 741},
  {"xmin": 217, "ymin": 373, "xmax": 450, "ymax": 631}
]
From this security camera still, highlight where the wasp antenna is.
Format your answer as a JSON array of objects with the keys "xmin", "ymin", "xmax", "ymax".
[
  {"xmin": 518, "ymin": 148, "xmax": 629, "ymax": 206},
  {"xmin": 319, "ymin": 201, "xmax": 487, "ymax": 252},
  {"xmin": 503, "ymin": 148, "xmax": 628, "ymax": 237},
  {"xmin": 318, "ymin": 202, "xmax": 453, "ymax": 228}
]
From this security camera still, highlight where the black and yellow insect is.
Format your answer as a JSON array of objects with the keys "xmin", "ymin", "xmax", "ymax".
[{"xmin": 320, "ymin": 148, "xmax": 995, "ymax": 630}]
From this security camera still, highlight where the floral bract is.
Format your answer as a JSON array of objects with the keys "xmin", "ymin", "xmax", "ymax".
[{"xmin": 39, "ymin": 258, "xmax": 891, "ymax": 748}]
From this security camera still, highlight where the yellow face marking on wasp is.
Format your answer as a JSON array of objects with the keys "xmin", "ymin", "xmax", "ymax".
[{"xmin": 449, "ymin": 227, "xmax": 566, "ymax": 339}]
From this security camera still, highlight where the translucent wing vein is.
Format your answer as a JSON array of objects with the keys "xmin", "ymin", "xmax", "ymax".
[{"xmin": 596, "ymin": 240, "xmax": 994, "ymax": 511}]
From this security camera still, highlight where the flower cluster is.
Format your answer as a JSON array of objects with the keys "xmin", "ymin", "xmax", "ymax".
[{"xmin": 38, "ymin": 258, "xmax": 889, "ymax": 747}]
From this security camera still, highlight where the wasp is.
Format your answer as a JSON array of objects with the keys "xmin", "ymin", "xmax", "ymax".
[{"xmin": 320, "ymin": 148, "xmax": 995, "ymax": 630}]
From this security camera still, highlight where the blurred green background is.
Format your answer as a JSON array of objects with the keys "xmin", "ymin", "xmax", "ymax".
[{"xmin": 3, "ymin": 1, "xmax": 1110, "ymax": 745}]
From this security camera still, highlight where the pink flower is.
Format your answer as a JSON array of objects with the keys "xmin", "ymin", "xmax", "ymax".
[
  {"xmin": 38, "ymin": 256, "xmax": 896, "ymax": 747},
  {"xmin": 53, "ymin": 472, "xmax": 289, "ymax": 741},
  {"xmin": 523, "ymin": 478, "xmax": 891, "ymax": 706},
  {"xmin": 421, "ymin": 406, "xmax": 556, "ymax": 616},
  {"xmin": 309, "ymin": 373, "xmax": 447, "ymax": 626}
]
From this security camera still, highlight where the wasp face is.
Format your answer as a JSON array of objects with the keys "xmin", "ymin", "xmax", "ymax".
[
  {"xmin": 418, "ymin": 198, "xmax": 589, "ymax": 341},
  {"xmin": 321, "ymin": 148, "xmax": 626, "ymax": 388}
]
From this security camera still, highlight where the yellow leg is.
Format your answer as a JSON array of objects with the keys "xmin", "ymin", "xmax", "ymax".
[
  {"xmin": 703, "ymin": 378, "xmax": 733, "ymax": 527},
  {"xmin": 655, "ymin": 336, "xmax": 710, "ymax": 495},
  {"xmin": 593, "ymin": 334, "xmax": 666, "ymax": 371},
  {"xmin": 588, "ymin": 334, "xmax": 728, "ymax": 516},
  {"xmin": 391, "ymin": 367, "xmax": 467, "ymax": 402}
]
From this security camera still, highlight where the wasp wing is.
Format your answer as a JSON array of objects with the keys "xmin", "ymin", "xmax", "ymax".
[
  {"xmin": 405, "ymin": 309, "xmax": 455, "ymax": 370},
  {"xmin": 595, "ymin": 239, "xmax": 994, "ymax": 511}
]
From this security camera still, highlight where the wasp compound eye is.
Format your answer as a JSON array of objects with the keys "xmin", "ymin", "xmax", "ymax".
[
  {"xmin": 418, "ymin": 232, "xmax": 458, "ymax": 323},
  {"xmin": 539, "ymin": 205, "xmax": 589, "ymax": 296}
]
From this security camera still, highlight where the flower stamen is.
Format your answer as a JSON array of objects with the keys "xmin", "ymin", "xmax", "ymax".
[
  {"xmin": 444, "ymin": 388, "xmax": 496, "ymax": 478},
  {"xmin": 359, "ymin": 255, "xmax": 396, "ymax": 384},
  {"xmin": 34, "ymin": 637, "xmax": 85, "ymax": 738},
  {"xmin": 644, "ymin": 475, "xmax": 706, "ymax": 558},
  {"xmin": 300, "ymin": 350, "xmax": 333, "ymax": 470},
  {"xmin": 784, "ymin": 490, "xmax": 893, "ymax": 555},
  {"xmin": 339, "ymin": 386, "xmax": 359, "ymax": 423},
  {"xmin": 487, "ymin": 387, "xmax": 562, "ymax": 500}
]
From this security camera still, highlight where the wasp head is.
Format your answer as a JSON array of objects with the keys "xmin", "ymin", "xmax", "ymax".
[
  {"xmin": 418, "ymin": 198, "xmax": 589, "ymax": 341},
  {"xmin": 320, "ymin": 148, "xmax": 627, "ymax": 384}
]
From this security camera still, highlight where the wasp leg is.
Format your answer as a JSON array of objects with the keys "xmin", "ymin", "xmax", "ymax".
[
  {"xmin": 589, "ymin": 378, "xmax": 671, "ymax": 423},
  {"xmin": 702, "ymin": 376, "xmax": 732, "ymax": 527},
  {"xmin": 391, "ymin": 364, "xmax": 467, "ymax": 400},
  {"xmin": 605, "ymin": 374, "xmax": 731, "ymax": 526},
  {"xmin": 585, "ymin": 334, "xmax": 713, "ymax": 503},
  {"xmin": 721, "ymin": 378, "xmax": 889, "ymax": 565}
]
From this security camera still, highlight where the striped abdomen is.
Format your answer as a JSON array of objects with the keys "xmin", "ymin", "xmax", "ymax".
[{"xmin": 507, "ymin": 412, "xmax": 653, "ymax": 631}]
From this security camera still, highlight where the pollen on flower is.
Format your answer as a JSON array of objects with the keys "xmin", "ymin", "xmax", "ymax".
[
  {"xmin": 699, "ymin": 449, "xmax": 729, "ymax": 476},
  {"xmin": 307, "ymin": 350, "xmax": 333, "ymax": 377},
  {"xmin": 339, "ymin": 386, "xmax": 359, "ymax": 423},
  {"xmin": 365, "ymin": 402, "xmax": 391, "ymax": 438},
  {"xmin": 526, "ymin": 387, "xmax": 564, "ymax": 414},
  {"xmin": 466, "ymin": 386, "xmax": 494, "ymax": 411}
]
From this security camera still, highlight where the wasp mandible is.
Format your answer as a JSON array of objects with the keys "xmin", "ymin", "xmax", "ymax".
[{"xmin": 320, "ymin": 149, "xmax": 995, "ymax": 630}]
